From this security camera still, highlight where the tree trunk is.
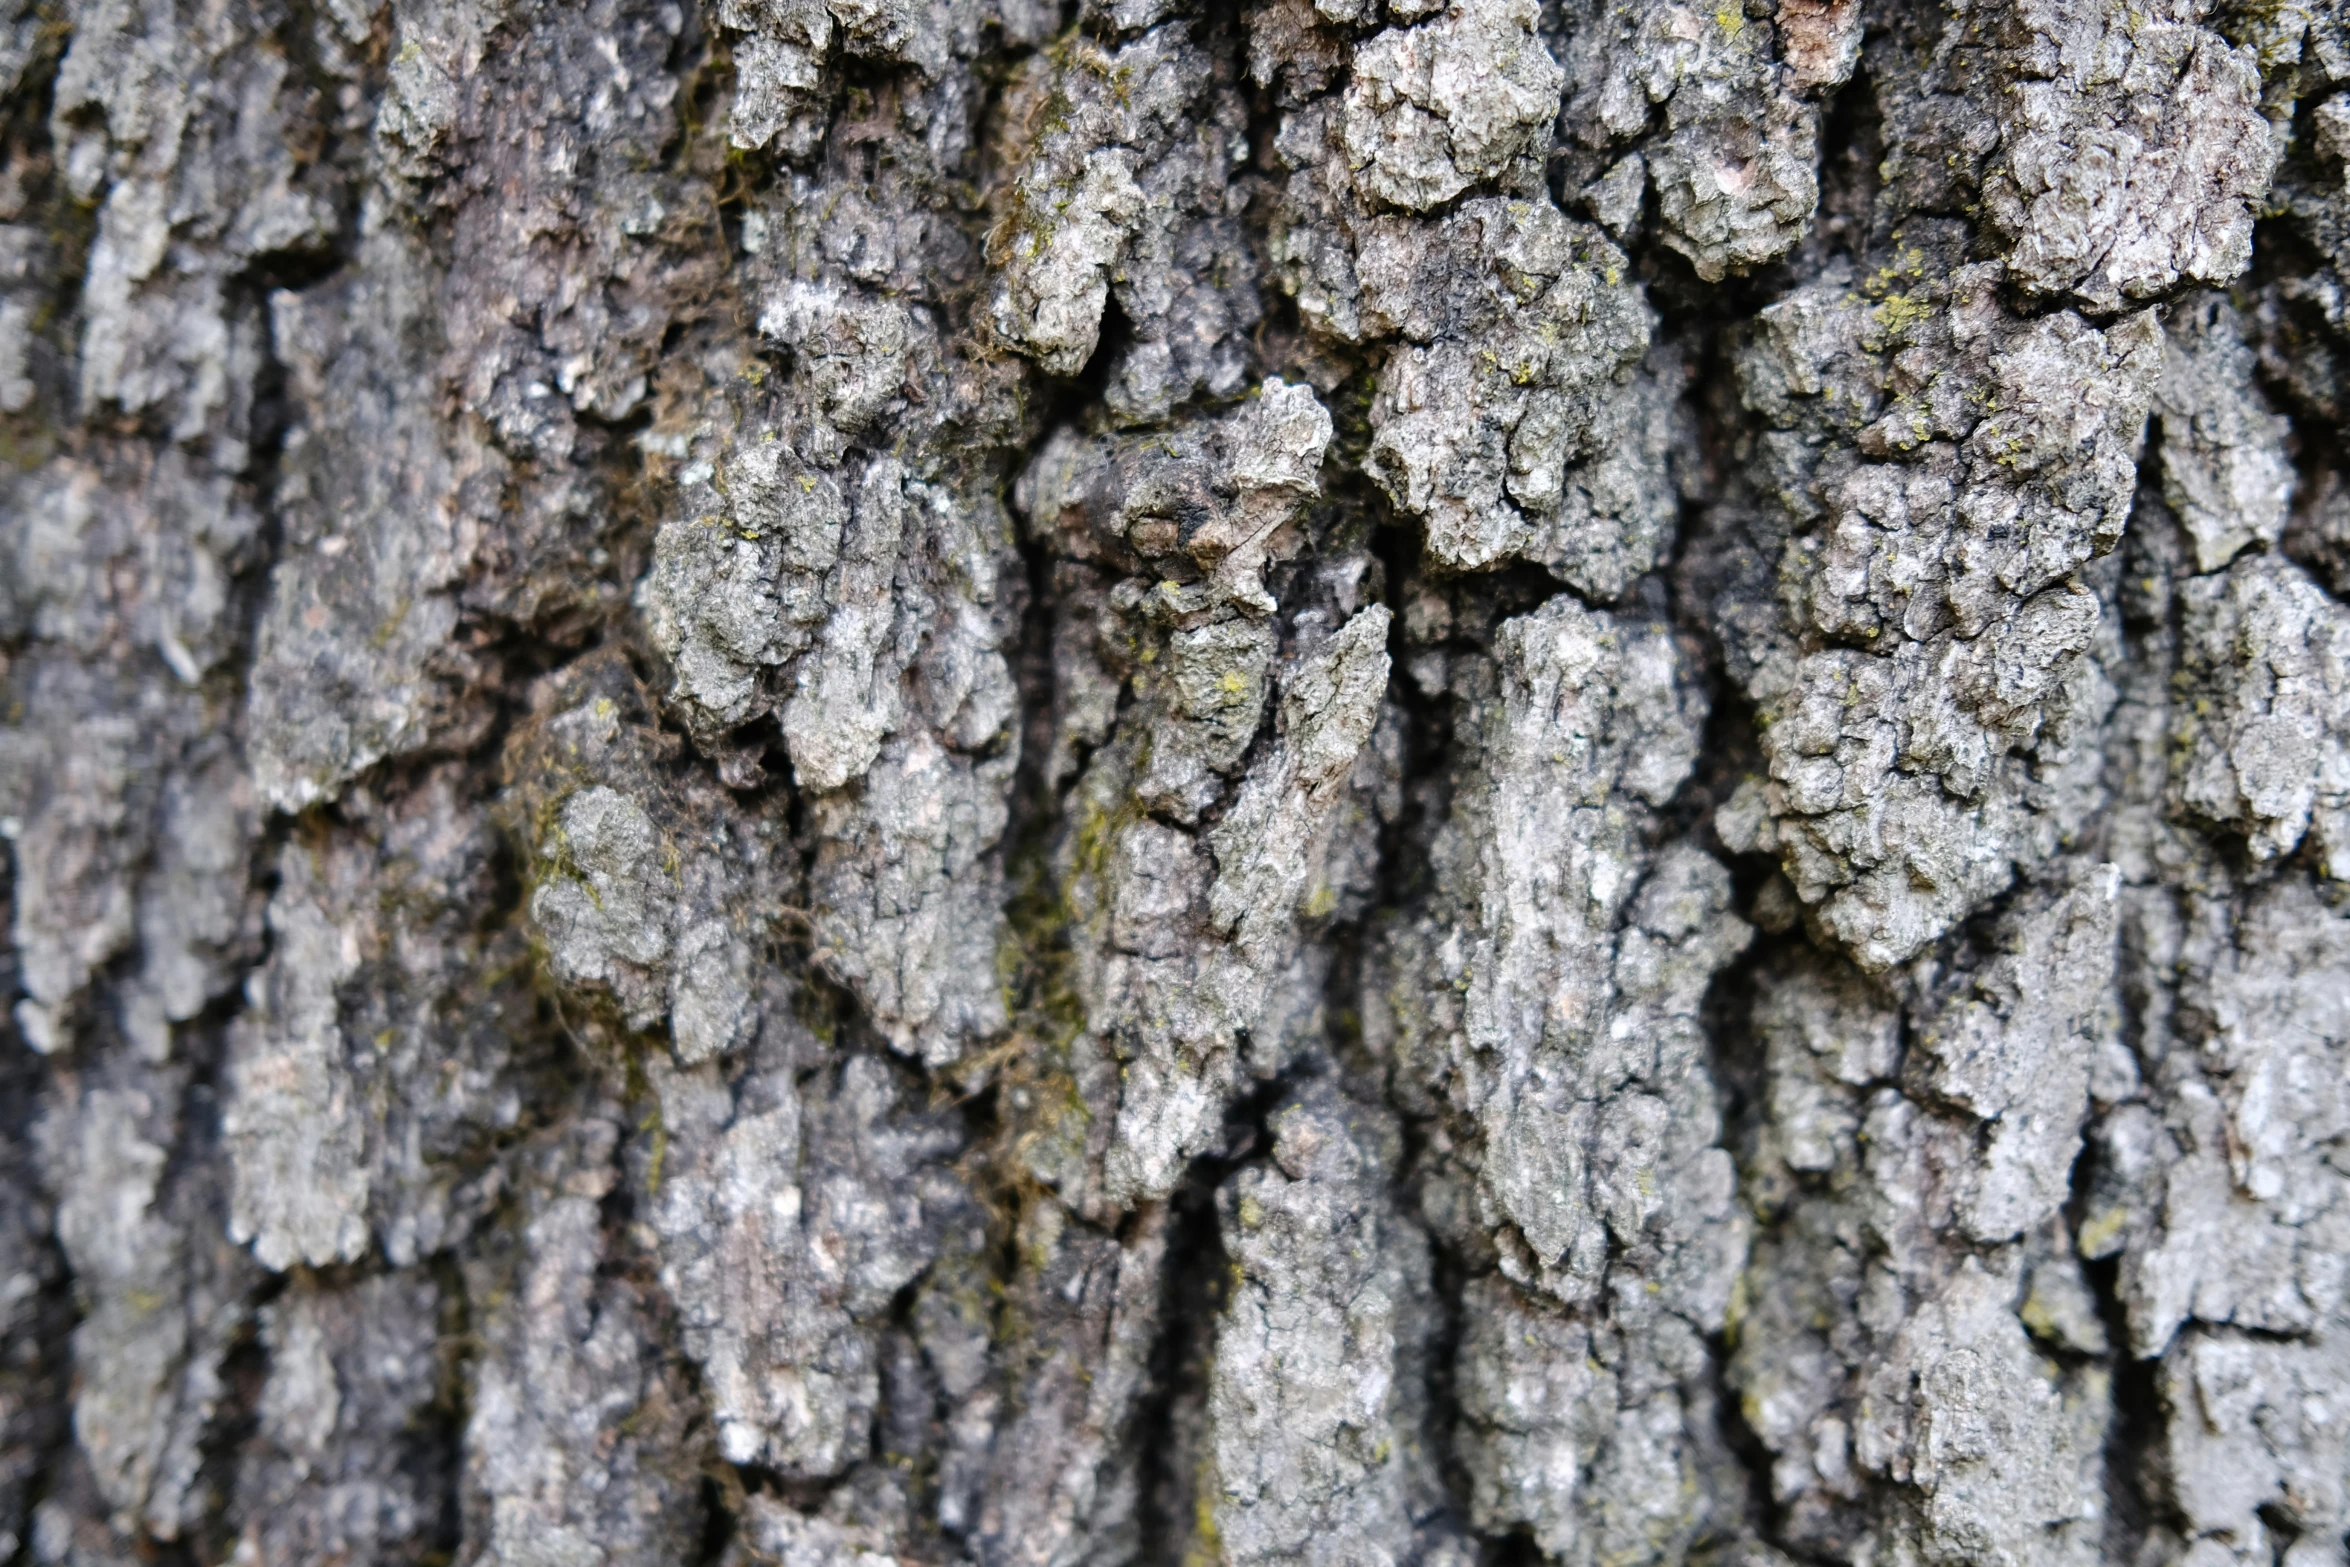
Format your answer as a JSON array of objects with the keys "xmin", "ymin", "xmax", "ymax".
[{"xmin": 1, "ymin": 0, "xmax": 2344, "ymax": 1559}]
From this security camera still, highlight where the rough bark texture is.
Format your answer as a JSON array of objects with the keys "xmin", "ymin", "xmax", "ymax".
[{"xmin": 1, "ymin": 0, "xmax": 2347, "ymax": 1561}]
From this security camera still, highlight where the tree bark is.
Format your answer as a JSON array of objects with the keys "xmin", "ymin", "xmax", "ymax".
[{"xmin": 1, "ymin": 0, "xmax": 2345, "ymax": 1560}]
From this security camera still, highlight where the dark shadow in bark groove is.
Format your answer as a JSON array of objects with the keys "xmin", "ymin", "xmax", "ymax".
[
  {"xmin": 409, "ymin": 1247, "xmax": 474, "ymax": 1565},
  {"xmin": 1655, "ymin": 263, "xmax": 1811, "ymax": 1552},
  {"xmin": 1810, "ymin": 53, "xmax": 1885, "ymax": 267},
  {"xmin": 0, "ymin": 0, "xmax": 95, "ymax": 484},
  {"xmin": 1409, "ymin": 1203, "xmax": 1537, "ymax": 1567},
  {"xmin": 1693, "ymin": 904, "xmax": 1816, "ymax": 1557},
  {"xmin": 0, "ymin": 862, "xmax": 75, "ymax": 1567},
  {"xmin": 2081, "ymin": 1220, "xmax": 2172, "ymax": 1564},
  {"xmin": 1131, "ymin": 1066, "xmax": 1292, "ymax": 1567}
]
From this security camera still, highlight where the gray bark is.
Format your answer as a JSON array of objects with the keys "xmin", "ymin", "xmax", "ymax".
[{"xmin": 0, "ymin": 0, "xmax": 2345, "ymax": 1561}]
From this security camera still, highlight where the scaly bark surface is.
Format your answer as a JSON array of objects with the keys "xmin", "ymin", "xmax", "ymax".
[{"xmin": 0, "ymin": 0, "xmax": 2345, "ymax": 1561}]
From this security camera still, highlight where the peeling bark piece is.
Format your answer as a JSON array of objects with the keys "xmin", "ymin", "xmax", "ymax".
[
  {"xmin": 1018, "ymin": 378, "xmax": 1334, "ymax": 616},
  {"xmin": 1851, "ymin": 1256, "xmax": 2105, "ymax": 1567},
  {"xmin": 1369, "ymin": 588, "xmax": 1754, "ymax": 1560},
  {"xmin": 508, "ymin": 653, "xmax": 778, "ymax": 1066},
  {"xmin": 227, "ymin": 1273, "xmax": 448, "ymax": 1566},
  {"xmin": 247, "ymin": 242, "xmax": 467, "ymax": 814},
  {"xmin": 2157, "ymin": 292, "xmax": 2295, "ymax": 574},
  {"xmin": 2092, "ymin": 873, "xmax": 2350, "ymax": 1361},
  {"xmin": 1983, "ymin": 0, "xmax": 2276, "ymax": 310},
  {"xmin": 1359, "ymin": 198, "xmax": 1665, "ymax": 593},
  {"xmin": 808, "ymin": 735, "xmax": 1016, "ymax": 1067},
  {"xmin": 638, "ymin": 453, "xmax": 846, "ymax": 750},
  {"xmin": 2170, "ymin": 553, "xmax": 2350, "ymax": 877},
  {"xmin": 960, "ymin": 1203, "xmax": 1172, "ymax": 1567},
  {"xmin": 1338, "ymin": 0, "xmax": 1563, "ymax": 213},
  {"xmin": 1208, "ymin": 603, "xmax": 1392, "ymax": 955},
  {"xmin": 644, "ymin": 1046, "xmax": 965, "ymax": 1477},
  {"xmin": 724, "ymin": 0, "xmax": 836, "ymax": 157},
  {"xmin": 1553, "ymin": 0, "xmax": 1860, "ymax": 277},
  {"xmin": 1729, "ymin": 866, "xmax": 2120, "ymax": 1567},
  {"xmin": 42, "ymin": 1059, "xmax": 253, "ymax": 1541},
  {"xmin": 1069, "ymin": 600, "xmax": 1389, "ymax": 1207},
  {"xmin": 1908, "ymin": 865, "xmax": 2119, "ymax": 1243},
  {"xmin": 460, "ymin": 1118, "xmax": 709, "ymax": 1566},
  {"xmin": 987, "ymin": 22, "xmax": 1258, "ymax": 416},
  {"xmin": 2161, "ymin": 1328, "xmax": 2350, "ymax": 1566},
  {"xmin": 1453, "ymin": 1273, "xmax": 1609, "ymax": 1560},
  {"xmin": 1713, "ymin": 251, "xmax": 2159, "ymax": 968},
  {"xmin": 1209, "ymin": 1081, "xmax": 1442, "ymax": 1567},
  {"xmin": 222, "ymin": 844, "xmax": 370, "ymax": 1271},
  {"xmin": 223, "ymin": 765, "xmax": 528, "ymax": 1271}
]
